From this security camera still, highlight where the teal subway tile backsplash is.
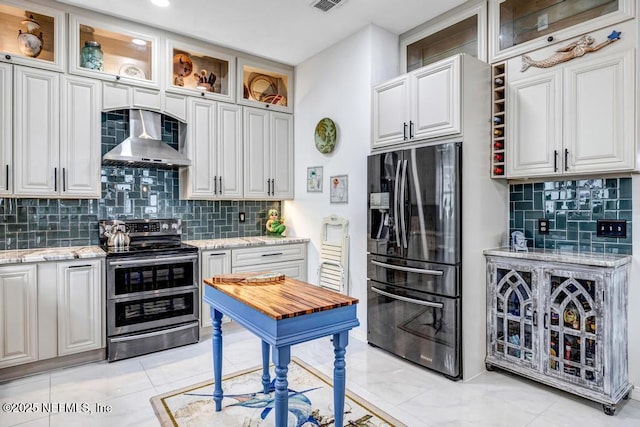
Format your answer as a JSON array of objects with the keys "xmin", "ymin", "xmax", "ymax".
[
  {"xmin": 0, "ymin": 110, "xmax": 279, "ymax": 250},
  {"xmin": 510, "ymin": 178, "xmax": 632, "ymax": 254}
]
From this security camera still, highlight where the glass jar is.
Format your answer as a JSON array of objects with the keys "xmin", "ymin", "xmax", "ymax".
[{"xmin": 81, "ymin": 40, "xmax": 104, "ymax": 71}]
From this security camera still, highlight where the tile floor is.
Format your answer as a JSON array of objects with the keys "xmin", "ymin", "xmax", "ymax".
[{"xmin": 1, "ymin": 323, "xmax": 639, "ymax": 427}]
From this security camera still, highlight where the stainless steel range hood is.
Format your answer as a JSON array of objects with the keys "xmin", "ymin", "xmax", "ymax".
[{"xmin": 102, "ymin": 109, "xmax": 190, "ymax": 169}]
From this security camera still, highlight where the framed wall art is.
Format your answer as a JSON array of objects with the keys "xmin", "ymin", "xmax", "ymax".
[
  {"xmin": 307, "ymin": 166, "xmax": 323, "ymax": 192},
  {"xmin": 330, "ymin": 175, "xmax": 348, "ymax": 203}
]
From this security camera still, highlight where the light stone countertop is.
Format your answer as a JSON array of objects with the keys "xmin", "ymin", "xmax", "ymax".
[
  {"xmin": 483, "ymin": 247, "xmax": 632, "ymax": 268},
  {"xmin": 184, "ymin": 236, "xmax": 310, "ymax": 250},
  {"xmin": 0, "ymin": 246, "xmax": 106, "ymax": 265}
]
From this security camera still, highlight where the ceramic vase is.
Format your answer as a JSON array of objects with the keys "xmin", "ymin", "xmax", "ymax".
[{"xmin": 17, "ymin": 15, "xmax": 43, "ymax": 58}]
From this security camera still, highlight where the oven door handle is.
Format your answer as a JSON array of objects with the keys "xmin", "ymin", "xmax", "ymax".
[
  {"xmin": 371, "ymin": 259, "xmax": 443, "ymax": 276},
  {"xmin": 109, "ymin": 322, "xmax": 196, "ymax": 342},
  {"xmin": 109, "ymin": 254, "xmax": 197, "ymax": 267},
  {"xmin": 371, "ymin": 286, "xmax": 444, "ymax": 308}
]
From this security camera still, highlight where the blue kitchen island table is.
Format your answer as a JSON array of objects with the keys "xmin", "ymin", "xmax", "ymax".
[{"xmin": 203, "ymin": 272, "xmax": 359, "ymax": 427}]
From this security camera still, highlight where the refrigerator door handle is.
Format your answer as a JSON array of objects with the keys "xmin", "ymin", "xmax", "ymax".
[
  {"xmin": 400, "ymin": 159, "xmax": 408, "ymax": 248},
  {"xmin": 371, "ymin": 259, "xmax": 444, "ymax": 276},
  {"xmin": 394, "ymin": 159, "xmax": 402, "ymax": 248},
  {"xmin": 371, "ymin": 286, "xmax": 444, "ymax": 308}
]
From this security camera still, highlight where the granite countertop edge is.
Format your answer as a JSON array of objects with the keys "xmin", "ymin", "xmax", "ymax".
[
  {"xmin": 184, "ymin": 236, "xmax": 310, "ymax": 250},
  {"xmin": 0, "ymin": 246, "xmax": 107, "ymax": 265},
  {"xmin": 483, "ymin": 247, "xmax": 632, "ymax": 268}
]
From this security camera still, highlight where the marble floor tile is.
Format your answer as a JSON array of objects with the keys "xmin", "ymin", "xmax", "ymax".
[{"xmin": 2, "ymin": 323, "xmax": 640, "ymax": 427}]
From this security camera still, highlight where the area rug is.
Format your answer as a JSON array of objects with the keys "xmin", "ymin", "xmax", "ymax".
[{"xmin": 150, "ymin": 357, "xmax": 405, "ymax": 426}]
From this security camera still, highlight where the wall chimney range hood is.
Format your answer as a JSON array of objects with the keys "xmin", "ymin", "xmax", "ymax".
[{"xmin": 102, "ymin": 109, "xmax": 190, "ymax": 169}]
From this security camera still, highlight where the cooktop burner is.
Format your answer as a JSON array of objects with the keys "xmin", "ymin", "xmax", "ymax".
[{"xmin": 98, "ymin": 218, "xmax": 197, "ymax": 257}]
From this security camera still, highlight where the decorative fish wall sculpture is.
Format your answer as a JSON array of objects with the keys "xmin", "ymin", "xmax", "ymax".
[{"xmin": 521, "ymin": 30, "xmax": 621, "ymax": 72}]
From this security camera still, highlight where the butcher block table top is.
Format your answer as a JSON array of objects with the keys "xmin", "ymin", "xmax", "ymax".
[{"xmin": 204, "ymin": 271, "xmax": 358, "ymax": 320}]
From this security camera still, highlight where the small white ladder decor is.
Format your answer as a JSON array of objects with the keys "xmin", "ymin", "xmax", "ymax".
[{"xmin": 317, "ymin": 214, "xmax": 349, "ymax": 294}]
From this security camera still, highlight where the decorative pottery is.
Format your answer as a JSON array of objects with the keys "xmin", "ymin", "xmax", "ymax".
[
  {"xmin": 119, "ymin": 63, "xmax": 146, "ymax": 79},
  {"xmin": 17, "ymin": 15, "xmax": 43, "ymax": 58},
  {"xmin": 173, "ymin": 53, "xmax": 193, "ymax": 86},
  {"xmin": 81, "ymin": 40, "xmax": 104, "ymax": 71},
  {"xmin": 314, "ymin": 118, "xmax": 337, "ymax": 154}
]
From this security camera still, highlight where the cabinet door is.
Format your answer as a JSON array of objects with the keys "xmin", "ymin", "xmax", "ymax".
[
  {"xmin": 0, "ymin": 63, "xmax": 11, "ymax": 196},
  {"xmin": 507, "ymin": 71, "xmax": 562, "ymax": 178},
  {"xmin": 0, "ymin": 265, "xmax": 38, "ymax": 368},
  {"xmin": 564, "ymin": 50, "xmax": 635, "ymax": 174},
  {"xmin": 372, "ymin": 75, "xmax": 410, "ymax": 148},
  {"xmin": 411, "ymin": 55, "xmax": 461, "ymax": 139},
  {"xmin": 201, "ymin": 250, "xmax": 231, "ymax": 328},
  {"xmin": 544, "ymin": 269, "xmax": 603, "ymax": 390},
  {"xmin": 243, "ymin": 107, "xmax": 270, "ymax": 199},
  {"xmin": 57, "ymin": 260, "xmax": 104, "ymax": 356},
  {"xmin": 60, "ymin": 75, "xmax": 101, "ymax": 198},
  {"xmin": 181, "ymin": 98, "xmax": 217, "ymax": 199},
  {"xmin": 217, "ymin": 103, "xmax": 243, "ymax": 198},
  {"xmin": 270, "ymin": 112, "xmax": 294, "ymax": 199},
  {"xmin": 487, "ymin": 261, "xmax": 538, "ymax": 371},
  {"xmin": 13, "ymin": 66, "xmax": 59, "ymax": 196}
]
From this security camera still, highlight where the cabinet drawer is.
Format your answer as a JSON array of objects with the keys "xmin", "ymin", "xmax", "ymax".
[
  {"xmin": 232, "ymin": 260, "xmax": 306, "ymax": 281},
  {"xmin": 231, "ymin": 244, "xmax": 306, "ymax": 267}
]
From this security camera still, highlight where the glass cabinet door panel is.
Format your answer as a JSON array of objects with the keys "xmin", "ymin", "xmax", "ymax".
[
  {"xmin": 166, "ymin": 40, "xmax": 235, "ymax": 102},
  {"xmin": 237, "ymin": 57, "xmax": 293, "ymax": 113},
  {"xmin": 492, "ymin": 267, "xmax": 537, "ymax": 368},
  {"xmin": 489, "ymin": 0, "xmax": 634, "ymax": 62},
  {"xmin": 545, "ymin": 271, "xmax": 603, "ymax": 389},
  {"xmin": 0, "ymin": 1, "xmax": 64, "ymax": 71},
  {"xmin": 70, "ymin": 15, "xmax": 158, "ymax": 88}
]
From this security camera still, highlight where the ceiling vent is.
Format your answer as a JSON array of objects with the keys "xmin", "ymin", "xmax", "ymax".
[{"xmin": 311, "ymin": 0, "xmax": 345, "ymax": 13}]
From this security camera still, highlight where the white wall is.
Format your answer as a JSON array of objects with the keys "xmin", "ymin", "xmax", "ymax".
[
  {"xmin": 629, "ymin": 175, "xmax": 640, "ymax": 400},
  {"xmin": 285, "ymin": 24, "xmax": 399, "ymax": 340}
]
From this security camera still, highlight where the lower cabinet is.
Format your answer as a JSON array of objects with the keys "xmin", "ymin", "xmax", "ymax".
[
  {"xmin": 485, "ymin": 253, "xmax": 632, "ymax": 415},
  {"xmin": 0, "ymin": 259, "xmax": 104, "ymax": 370},
  {"xmin": 200, "ymin": 250, "xmax": 231, "ymax": 328},
  {"xmin": 0, "ymin": 265, "xmax": 38, "ymax": 368}
]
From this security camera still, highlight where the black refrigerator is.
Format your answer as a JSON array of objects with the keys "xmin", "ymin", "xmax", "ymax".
[{"xmin": 367, "ymin": 142, "xmax": 462, "ymax": 379}]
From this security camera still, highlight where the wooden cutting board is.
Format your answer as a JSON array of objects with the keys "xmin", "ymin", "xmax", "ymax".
[{"xmin": 211, "ymin": 271, "xmax": 285, "ymax": 284}]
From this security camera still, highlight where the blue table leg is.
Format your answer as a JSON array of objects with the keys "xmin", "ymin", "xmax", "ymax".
[
  {"xmin": 272, "ymin": 345, "xmax": 291, "ymax": 427},
  {"xmin": 333, "ymin": 331, "xmax": 349, "ymax": 427},
  {"xmin": 261, "ymin": 340, "xmax": 270, "ymax": 394},
  {"xmin": 212, "ymin": 308, "xmax": 224, "ymax": 411}
]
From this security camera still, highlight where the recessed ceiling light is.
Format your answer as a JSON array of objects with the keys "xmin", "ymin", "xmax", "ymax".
[
  {"xmin": 131, "ymin": 38, "xmax": 147, "ymax": 46},
  {"xmin": 151, "ymin": 0, "xmax": 170, "ymax": 7}
]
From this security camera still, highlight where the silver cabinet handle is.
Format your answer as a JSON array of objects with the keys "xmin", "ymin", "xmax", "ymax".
[
  {"xmin": 219, "ymin": 176, "xmax": 222, "ymax": 194},
  {"xmin": 54, "ymin": 167, "xmax": 58, "ymax": 192},
  {"xmin": 62, "ymin": 168, "xmax": 66, "ymax": 192},
  {"xmin": 371, "ymin": 286, "xmax": 443, "ymax": 308},
  {"xmin": 371, "ymin": 259, "xmax": 443, "ymax": 276},
  {"xmin": 394, "ymin": 160, "xmax": 401, "ymax": 248},
  {"xmin": 5, "ymin": 165, "xmax": 8, "ymax": 191},
  {"xmin": 409, "ymin": 121, "xmax": 414, "ymax": 138},
  {"xmin": 403, "ymin": 122, "xmax": 408, "ymax": 140},
  {"xmin": 214, "ymin": 176, "xmax": 218, "ymax": 194}
]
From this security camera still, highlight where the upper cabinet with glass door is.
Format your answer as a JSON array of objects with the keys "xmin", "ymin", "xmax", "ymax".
[
  {"xmin": 489, "ymin": 0, "xmax": 635, "ymax": 62},
  {"xmin": 166, "ymin": 39, "xmax": 235, "ymax": 102},
  {"xmin": 68, "ymin": 14, "xmax": 158, "ymax": 88},
  {"xmin": 237, "ymin": 57, "xmax": 293, "ymax": 113},
  {"xmin": 0, "ymin": 0, "xmax": 65, "ymax": 71},
  {"xmin": 400, "ymin": 0, "xmax": 487, "ymax": 72}
]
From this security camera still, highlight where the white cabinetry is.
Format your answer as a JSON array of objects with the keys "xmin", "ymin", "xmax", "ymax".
[
  {"xmin": 485, "ymin": 252, "xmax": 632, "ymax": 415},
  {"xmin": 243, "ymin": 107, "xmax": 294, "ymax": 200},
  {"xmin": 231, "ymin": 243, "xmax": 307, "ymax": 281},
  {"xmin": 180, "ymin": 99, "xmax": 242, "ymax": 199},
  {"xmin": 0, "ymin": 265, "xmax": 38, "ymax": 369},
  {"xmin": 200, "ymin": 250, "xmax": 231, "ymax": 328},
  {"xmin": 102, "ymin": 82, "xmax": 162, "ymax": 113},
  {"xmin": 0, "ymin": 62, "xmax": 11, "ymax": 196},
  {"xmin": 507, "ymin": 47, "xmax": 635, "ymax": 178},
  {"xmin": 373, "ymin": 55, "xmax": 461, "ymax": 148},
  {"xmin": 56, "ymin": 260, "xmax": 104, "ymax": 356},
  {"xmin": 9, "ymin": 66, "xmax": 101, "ymax": 198}
]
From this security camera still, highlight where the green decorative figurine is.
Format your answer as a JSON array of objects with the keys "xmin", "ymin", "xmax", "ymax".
[{"xmin": 266, "ymin": 209, "xmax": 286, "ymax": 236}]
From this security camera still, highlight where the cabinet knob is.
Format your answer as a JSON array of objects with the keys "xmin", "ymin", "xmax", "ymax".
[
  {"xmin": 4, "ymin": 54, "xmax": 11, "ymax": 60},
  {"xmin": 265, "ymin": 104, "xmax": 270, "ymax": 108},
  {"xmin": 115, "ymin": 75, "xmax": 121, "ymax": 81},
  {"xmin": 201, "ymin": 92, "xmax": 205, "ymax": 96},
  {"xmin": 547, "ymin": 36, "xmax": 554, "ymax": 42}
]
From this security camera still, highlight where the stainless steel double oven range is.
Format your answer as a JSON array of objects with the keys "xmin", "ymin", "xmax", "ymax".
[{"xmin": 99, "ymin": 219, "xmax": 199, "ymax": 362}]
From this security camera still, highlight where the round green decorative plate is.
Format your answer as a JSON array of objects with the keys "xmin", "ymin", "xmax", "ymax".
[{"xmin": 314, "ymin": 118, "xmax": 337, "ymax": 154}]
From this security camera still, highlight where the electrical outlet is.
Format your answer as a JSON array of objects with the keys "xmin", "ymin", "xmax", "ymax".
[
  {"xmin": 239, "ymin": 212, "xmax": 246, "ymax": 223},
  {"xmin": 538, "ymin": 218, "xmax": 549, "ymax": 235},
  {"xmin": 596, "ymin": 220, "xmax": 627, "ymax": 238}
]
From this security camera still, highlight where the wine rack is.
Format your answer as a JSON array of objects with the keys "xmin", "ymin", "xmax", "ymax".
[{"xmin": 491, "ymin": 63, "xmax": 506, "ymax": 178}]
